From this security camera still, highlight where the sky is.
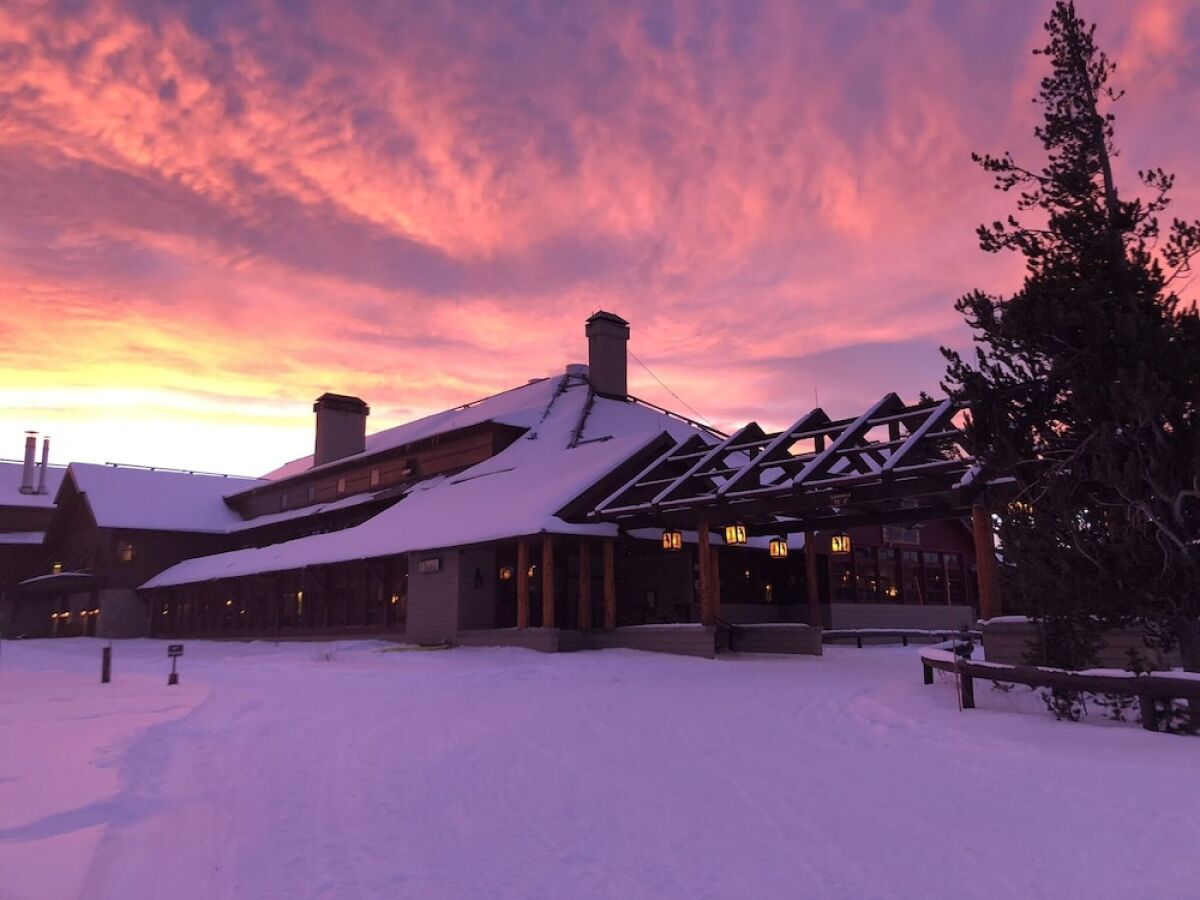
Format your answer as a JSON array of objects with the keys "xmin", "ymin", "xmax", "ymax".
[{"xmin": 2, "ymin": 0, "xmax": 1198, "ymax": 477}]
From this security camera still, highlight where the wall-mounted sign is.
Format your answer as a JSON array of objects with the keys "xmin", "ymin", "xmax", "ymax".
[
  {"xmin": 417, "ymin": 557, "xmax": 442, "ymax": 574},
  {"xmin": 881, "ymin": 525, "xmax": 922, "ymax": 546}
]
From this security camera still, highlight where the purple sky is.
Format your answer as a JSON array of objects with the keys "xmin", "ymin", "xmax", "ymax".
[{"xmin": 2, "ymin": 0, "xmax": 1197, "ymax": 474}]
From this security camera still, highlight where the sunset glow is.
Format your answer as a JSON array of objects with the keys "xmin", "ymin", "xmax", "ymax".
[{"xmin": 3, "ymin": 0, "xmax": 1198, "ymax": 475}]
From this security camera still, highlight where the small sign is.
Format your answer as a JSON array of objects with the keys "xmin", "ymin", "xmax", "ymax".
[
  {"xmin": 167, "ymin": 644, "xmax": 184, "ymax": 658},
  {"xmin": 882, "ymin": 525, "xmax": 922, "ymax": 546},
  {"xmin": 417, "ymin": 557, "xmax": 441, "ymax": 574}
]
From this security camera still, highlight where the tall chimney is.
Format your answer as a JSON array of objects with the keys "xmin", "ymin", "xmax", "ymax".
[
  {"xmin": 19, "ymin": 431, "xmax": 37, "ymax": 494},
  {"xmin": 36, "ymin": 436, "xmax": 50, "ymax": 495},
  {"xmin": 585, "ymin": 311, "xmax": 630, "ymax": 399},
  {"xmin": 313, "ymin": 393, "xmax": 370, "ymax": 467}
]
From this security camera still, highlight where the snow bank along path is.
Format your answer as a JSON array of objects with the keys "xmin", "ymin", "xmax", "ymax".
[{"xmin": 1, "ymin": 639, "xmax": 1197, "ymax": 900}]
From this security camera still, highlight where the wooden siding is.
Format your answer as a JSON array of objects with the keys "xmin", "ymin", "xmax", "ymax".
[{"xmin": 231, "ymin": 423, "xmax": 524, "ymax": 520}]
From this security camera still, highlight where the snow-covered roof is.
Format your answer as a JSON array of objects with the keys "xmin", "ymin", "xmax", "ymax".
[
  {"xmin": 0, "ymin": 460, "xmax": 65, "ymax": 509},
  {"xmin": 145, "ymin": 374, "xmax": 715, "ymax": 588},
  {"xmin": 261, "ymin": 373, "xmax": 712, "ymax": 483},
  {"xmin": 66, "ymin": 463, "xmax": 268, "ymax": 534}
]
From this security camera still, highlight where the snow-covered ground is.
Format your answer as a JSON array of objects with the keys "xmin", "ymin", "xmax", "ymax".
[{"xmin": 1, "ymin": 640, "xmax": 1196, "ymax": 900}]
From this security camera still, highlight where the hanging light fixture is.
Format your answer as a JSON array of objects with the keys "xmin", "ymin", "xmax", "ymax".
[
  {"xmin": 830, "ymin": 532, "xmax": 852, "ymax": 555},
  {"xmin": 661, "ymin": 529, "xmax": 683, "ymax": 552},
  {"xmin": 723, "ymin": 523, "xmax": 748, "ymax": 546},
  {"xmin": 768, "ymin": 536, "xmax": 788, "ymax": 559}
]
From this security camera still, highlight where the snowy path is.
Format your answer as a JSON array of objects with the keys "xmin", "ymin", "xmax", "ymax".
[{"xmin": 1, "ymin": 639, "xmax": 1197, "ymax": 900}]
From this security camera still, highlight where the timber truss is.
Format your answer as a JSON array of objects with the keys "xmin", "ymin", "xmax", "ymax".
[{"xmin": 591, "ymin": 393, "xmax": 990, "ymax": 533}]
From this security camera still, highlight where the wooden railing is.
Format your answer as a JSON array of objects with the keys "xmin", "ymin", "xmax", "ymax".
[
  {"xmin": 824, "ymin": 628, "xmax": 982, "ymax": 649},
  {"xmin": 919, "ymin": 643, "xmax": 1200, "ymax": 732}
]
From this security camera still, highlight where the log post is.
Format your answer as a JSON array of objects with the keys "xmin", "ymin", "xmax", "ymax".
[
  {"xmin": 602, "ymin": 540, "xmax": 616, "ymax": 629},
  {"xmin": 804, "ymin": 530, "xmax": 821, "ymax": 628},
  {"xmin": 578, "ymin": 538, "xmax": 592, "ymax": 630},
  {"xmin": 971, "ymin": 503, "xmax": 1002, "ymax": 620},
  {"xmin": 697, "ymin": 520, "xmax": 712, "ymax": 625},
  {"xmin": 709, "ymin": 545, "xmax": 721, "ymax": 623},
  {"xmin": 923, "ymin": 661, "xmax": 934, "ymax": 685},
  {"xmin": 1139, "ymin": 694, "xmax": 1160, "ymax": 732},
  {"xmin": 542, "ymin": 535, "xmax": 556, "ymax": 629},
  {"xmin": 516, "ymin": 538, "xmax": 530, "ymax": 629}
]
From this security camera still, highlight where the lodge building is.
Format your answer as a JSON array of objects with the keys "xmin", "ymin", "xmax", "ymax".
[{"xmin": 1, "ymin": 313, "xmax": 987, "ymax": 657}]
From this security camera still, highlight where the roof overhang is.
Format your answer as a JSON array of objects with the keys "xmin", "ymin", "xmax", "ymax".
[{"xmin": 16, "ymin": 571, "xmax": 102, "ymax": 594}]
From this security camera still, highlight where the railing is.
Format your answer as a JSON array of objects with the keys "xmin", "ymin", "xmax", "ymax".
[
  {"xmin": 824, "ymin": 628, "xmax": 982, "ymax": 649},
  {"xmin": 919, "ymin": 644, "xmax": 1200, "ymax": 732}
]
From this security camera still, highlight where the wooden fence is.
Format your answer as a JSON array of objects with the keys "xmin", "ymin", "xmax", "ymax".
[{"xmin": 920, "ymin": 644, "xmax": 1200, "ymax": 732}]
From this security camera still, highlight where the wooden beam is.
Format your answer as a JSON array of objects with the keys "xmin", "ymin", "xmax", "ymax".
[
  {"xmin": 602, "ymin": 540, "xmax": 616, "ymax": 629},
  {"xmin": 972, "ymin": 503, "xmax": 1002, "ymax": 620},
  {"xmin": 805, "ymin": 530, "xmax": 822, "ymax": 628},
  {"xmin": 542, "ymin": 535, "xmax": 556, "ymax": 629},
  {"xmin": 578, "ymin": 538, "xmax": 592, "ymax": 630},
  {"xmin": 516, "ymin": 538, "xmax": 530, "ymax": 629},
  {"xmin": 697, "ymin": 520, "xmax": 712, "ymax": 625}
]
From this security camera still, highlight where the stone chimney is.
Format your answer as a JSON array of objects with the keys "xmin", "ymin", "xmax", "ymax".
[
  {"xmin": 19, "ymin": 431, "xmax": 36, "ymax": 494},
  {"xmin": 313, "ymin": 393, "xmax": 370, "ymax": 467},
  {"xmin": 585, "ymin": 311, "xmax": 630, "ymax": 398}
]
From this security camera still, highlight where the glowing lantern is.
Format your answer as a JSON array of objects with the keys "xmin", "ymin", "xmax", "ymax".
[
  {"xmin": 499, "ymin": 565, "xmax": 514, "ymax": 581},
  {"xmin": 830, "ymin": 533, "xmax": 852, "ymax": 555},
  {"xmin": 661, "ymin": 529, "xmax": 683, "ymax": 552},
  {"xmin": 723, "ymin": 523, "xmax": 748, "ymax": 546},
  {"xmin": 769, "ymin": 536, "xmax": 788, "ymax": 559}
]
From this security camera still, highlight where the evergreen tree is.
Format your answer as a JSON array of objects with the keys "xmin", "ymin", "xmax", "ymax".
[{"xmin": 942, "ymin": 1, "xmax": 1200, "ymax": 679}]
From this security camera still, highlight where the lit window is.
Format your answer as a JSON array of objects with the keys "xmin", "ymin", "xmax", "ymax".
[
  {"xmin": 51, "ymin": 562, "xmax": 62, "ymax": 575},
  {"xmin": 336, "ymin": 477, "xmax": 347, "ymax": 495},
  {"xmin": 370, "ymin": 468, "xmax": 381, "ymax": 488},
  {"xmin": 117, "ymin": 541, "xmax": 135, "ymax": 563}
]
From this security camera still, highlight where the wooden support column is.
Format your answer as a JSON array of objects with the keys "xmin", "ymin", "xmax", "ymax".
[
  {"xmin": 602, "ymin": 540, "xmax": 617, "ymax": 629},
  {"xmin": 577, "ymin": 538, "xmax": 592, "ymax": 630},
  {"xmin": 804, "ymin": 530, "xmax": 822, "ymax": 628},
  {"xmin": 697, "ymin": 520, "xmax": 713, "ymax": 626},
  {"xmin": 709, "ymin": 545, "xmax": 721, "ymax": 623},
  {"xmin": 542, "ymin": 535, "xmax": 556, "ymax": 629},
  {"xmin": 516, "ymin": 538, "xmax": 530, "ymax": 629},
  {"xmin": 971, "ymin": 503, "xmax": 1002, "ymax": 620}
]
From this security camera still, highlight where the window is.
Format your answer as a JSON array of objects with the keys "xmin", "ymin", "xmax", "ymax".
[
  {"xmin": 336, "ymin": 477, "xmax": 347, "ymax": 495},
  {"xmin": 370, "ymin": 468, "xmax": 381, "ymax": 488},
  {"xmin": 854, "ymin": 546, "xmax": 878, "ymax": 603},
  {"xmin": 117, "ymin": 541, "xmax": 135, "ymax": 563},
  {"xmin": 280, "ymin": 491, "xmax": 289, "ymax": 511},
  {"xmin": 306, "ymin": 484, "xmax": 315, "ymax": 503},
  {"xmin": 878, "ymin": 548, "xmax": 900, "ymax": 601},
  {"xmin": 923, "ymin": 551, "xmax": 947, "ymax": 605},
  {"xmin": 901, "ymin": 550, "xmax": 922, "ymax": 604},
  {"xmin": 51, "ymin": 561, "xmax": 62, "ymax": 575}
]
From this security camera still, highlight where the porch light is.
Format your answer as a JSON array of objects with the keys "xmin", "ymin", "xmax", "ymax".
[
  {"xmin": 769, "ymin": 536, "xmax": 788, "ymax": 559},
  {"xmin": 51, "ymin": 562, "xmax": 62, "ymax": 575},
  {"xmin": 661, "ymin": 529, "xmax": 683, "ymax": 552},
  {"xmin": 499, "ymin": 565, "xmax": 514, "ymax": 581},
  {"xmin": 830, "ymin": 533, "xmax": 852, "ymax": 555},
  {"xmin": 527, "ymin": 564, "xmax": 537, "ymax": 579},
  {"xmin": 723, "ymin": 523, "xmax": 748, "ymax": 546}
]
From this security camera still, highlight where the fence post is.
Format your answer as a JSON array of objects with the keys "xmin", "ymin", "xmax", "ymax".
[
  {"xmin": 959, "ymin": 670, "xmax": 975, "ymax": 709},
  {"xmin": 1139, "ymin": 694, "xmax": 1160, "ymax": 732},
  {"xmin": 923, "ymin": 661, "xmax": 933, "ymax": 685},
  {"xmin": 101, "ymin": 645, "xmax": 112, "ymax": 684}
]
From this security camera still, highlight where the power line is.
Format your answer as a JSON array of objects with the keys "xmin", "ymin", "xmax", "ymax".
[{"xmin": 627, "ymin": 347, "xmax": 713, "ymax": 427}]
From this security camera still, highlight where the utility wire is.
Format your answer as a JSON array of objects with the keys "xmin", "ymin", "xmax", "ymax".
[{"xmin": 628, "ymin": 347, "xmax": 713, "ymax": 427}]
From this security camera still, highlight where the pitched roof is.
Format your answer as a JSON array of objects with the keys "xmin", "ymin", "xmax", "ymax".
[
  {"xmin": 0, "ymin": 460, "xmax": 66, "ymax": 510},
  {"xmin": 262, "ymin": 377, "xmax": 563, "ymax": 481},
  {"xmin": 66, "ymin": 463, "xmax": 268, "ymax": 533},
  {"xmin": 144, "ymin": 374, "xmax": 715, "ymax": 587}
]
